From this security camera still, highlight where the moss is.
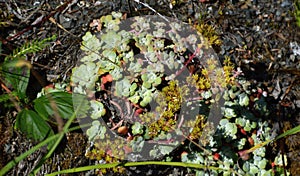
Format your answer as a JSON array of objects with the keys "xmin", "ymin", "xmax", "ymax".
[
  {"xmin": 188, "ymin": 115, "xmax": 207, "ymax": 140},
  {"xmin": 223, "ymin": 56, "xmax": 235, "ymax": 86},
  {"xmin": 187, "ymin": 56, "xmax": 236, "ymax": 91},
  {"xmin": 86, "ymin": 137, "xmax": 127, "ymax": 175},
  {"xmin": 193, "ymin": 22, "xmax": 222, "ymax": 47},
  {"xmin": 147, "ymin": 80, "xmax": 188, "ymax": 138}
]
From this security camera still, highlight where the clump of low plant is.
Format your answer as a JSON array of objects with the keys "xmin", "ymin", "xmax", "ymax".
[
  {"xmin": 181, "ymin": 73, "xmax": 290, "ymax": 175},
  {"xmin": 146, "ymin": 80, "xmax": 188, "ymax": 138},
  {"xmin": 193, "ymin": 22, "xmax": 222, "ymax": 47},
  {"xmin": 71, "ymin": 11, "xmax": 226, "ymax": 164},
  {"xmin": 70, "ymin": 11, "xmax": 290, "ymax": 175}
]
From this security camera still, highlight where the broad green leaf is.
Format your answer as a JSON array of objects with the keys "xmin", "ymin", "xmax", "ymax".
[
  {"xmin": 81, "ymin": 52, "xmax": 99, "ymax": 62},
  {"xmin": 249, "ymin": 165, "xmax": 259, "ymax": 174},
  {"xmin": 34, "ymin": 92, "xmax": 74, "ymax": 120},
  {"xmin": 128, "ymin": 94, "xmax": 140, "ymax": 104},
  {"xmin": 258, "ymin": 159, "xmax": 267, "ymax": 169},
  {"xmin": 130, "ymin": 136, "xmax": 144, "ymax": 152},
  {"xmin": 128, "ymin": 62, "xmax": 142, "ymax": 73},
  {"xmin": 15, "ymin": 109, "xmax": 54, "ymax": 142},
  {"xmin": 109, "ymin": 66, "xmax": 123, "ymax": 80},
  {"xmin": 129, "ymin": 83, "xmax": 137, "ymax": 95}
]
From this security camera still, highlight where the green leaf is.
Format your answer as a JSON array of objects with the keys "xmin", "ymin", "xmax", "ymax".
[
  {"xmin": 219, "ymin": 119, "xmax": 229, "ymax": 126},
  {"xmin": 101, "ymin": 31, "xmax": 122, "ymax": 49},
  {"xmin": 2, "ymin": 60, "xmax": 30, "ymax": 100},
  {"xmin": 153, "ymin": 77, "xmax": 162, "ymax": 87},
  {"xmin": 111, "ymin": 11, "xmax": 123, "ymax": 19},
  {"xmin": 243, "ymin": 162, "xmax": 250, "ymax": 172},
  {"xmin": 225, "ymin": 123, "xmax": 237, "ymax": 135},
  {"xmin": 158, "ymin": 145, "xmax": 174, "ymax": 155},
  {"xmin": 143, "ymin": 96, "xmax": 152, "ymax": 104},
  {"xmin": 71, "ymin": 62, "xmax": 99, "ymax": 89},
  {"xmin": 238, "ymin": 93, "xmax": 249, "ymax": 106},
  {"xmin": 103, "ymin": 49, "xmax": 117, "ymax": 62},
  {"xmin": 132, "ymin": 122, "xmax": 143, "ymax": 135},
  {"xmin": 90, "ymin": 100, "xmax": 106, "ymax": 119},
  {"xmin": 15, "ymin": 109, "xmax": 54, "ymax": 142},
  {"xmin": 224, "ymin": 107, "xmax": 236, "ymax": 119},
  {"xmin": 258, "ymin": 159, "xmax": 267, "ymax": 169},
  {"xmin": 115, "ymin": 78, "xmax": 131, "ymax": 97},
  {"xmin": 130, "ymin": 136, "xmax": 145, "ymax": 152},
  {"xmin": 128, "ymin": 93, "xmax": 140, "ymax": 104},
  {"xmin": 128, "ymin": 61, "xmax": 142, "ymax": 73},
  {"xmin": 235, "ymin": 117, "xmax": 246, "ymax": 127},
  {"xmin": 130, "ymin": 83, "xmax": 137, "ymax": 95},
  {"xmin": 109, "ymin": 66, "xmax": 123, "ymax": 80},
  {"xmin": 81, "ymin": 32, "xmax": 102, "ymax": 52},
  {"xmin": 86, "ymin": 120, "xmax": 106, "ymax": 141},
  {"xmin": 249, "ymin": 165, "xmax": 259, "ymax": 174},
  {"xmin": 149, "ymin": 148, "xmax": 159, "ymax": 158},
  {"xmin": 140, "ymin": 95, "xmax": 153, "ymax": 107},
  {"xmin": 142, "ymin": 81, "xmax": 152, "ymax": 89},
  {"xmin": 81, "ymin": 52, "xmax": 99, "ymax": 62},
  {"xmin": 34, "ymin": 92, "xmax": 74, "ymax": 120}
]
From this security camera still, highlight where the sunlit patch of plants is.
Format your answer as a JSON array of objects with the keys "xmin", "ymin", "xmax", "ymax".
[
  {"xmin": 181, "ymin": 77, "xmax": 288, "ymax": 175},
  {"xmin": 70, "ymin": 12, "xmax": 291, "ymax": 175},
  {"xmin": 71, "ymin": 11, "xmax": 226, "ymax": 170},
  {"xmin": 0, "ymin": 10, "xmax": 297, "ymax": 176}
]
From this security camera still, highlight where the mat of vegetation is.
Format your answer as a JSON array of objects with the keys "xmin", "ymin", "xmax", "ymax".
[{"xmin": 0, "ymin": 0, "xmax": 299, "ymax": 175}]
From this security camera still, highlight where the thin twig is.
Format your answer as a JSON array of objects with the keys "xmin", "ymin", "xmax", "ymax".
[{"xmin": 132, "ymin": 0, "xmax": 169, "ymax": 22}]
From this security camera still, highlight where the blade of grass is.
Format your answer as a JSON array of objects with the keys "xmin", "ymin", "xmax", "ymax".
[
  {"xmin": 46, "ymin": 161, "xmax": 226, "ymax": 176},
  {"xmin": 246, "ymin": 124, "xmax": 300, "ymax": 154},
  {"xmin": 275, "ymin": 124, "xmax": 300, "ymax": 140},
  {"xmin": 31, "ymin": 95, "xmax": 87, "ymax": 175},
  {"xmin": 0, "ymin": 125, "xmax": 84, "ymax": 176},
  {"xmin": 0, "ymin": 133, "xmax": 59, "ymax": 176}
]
